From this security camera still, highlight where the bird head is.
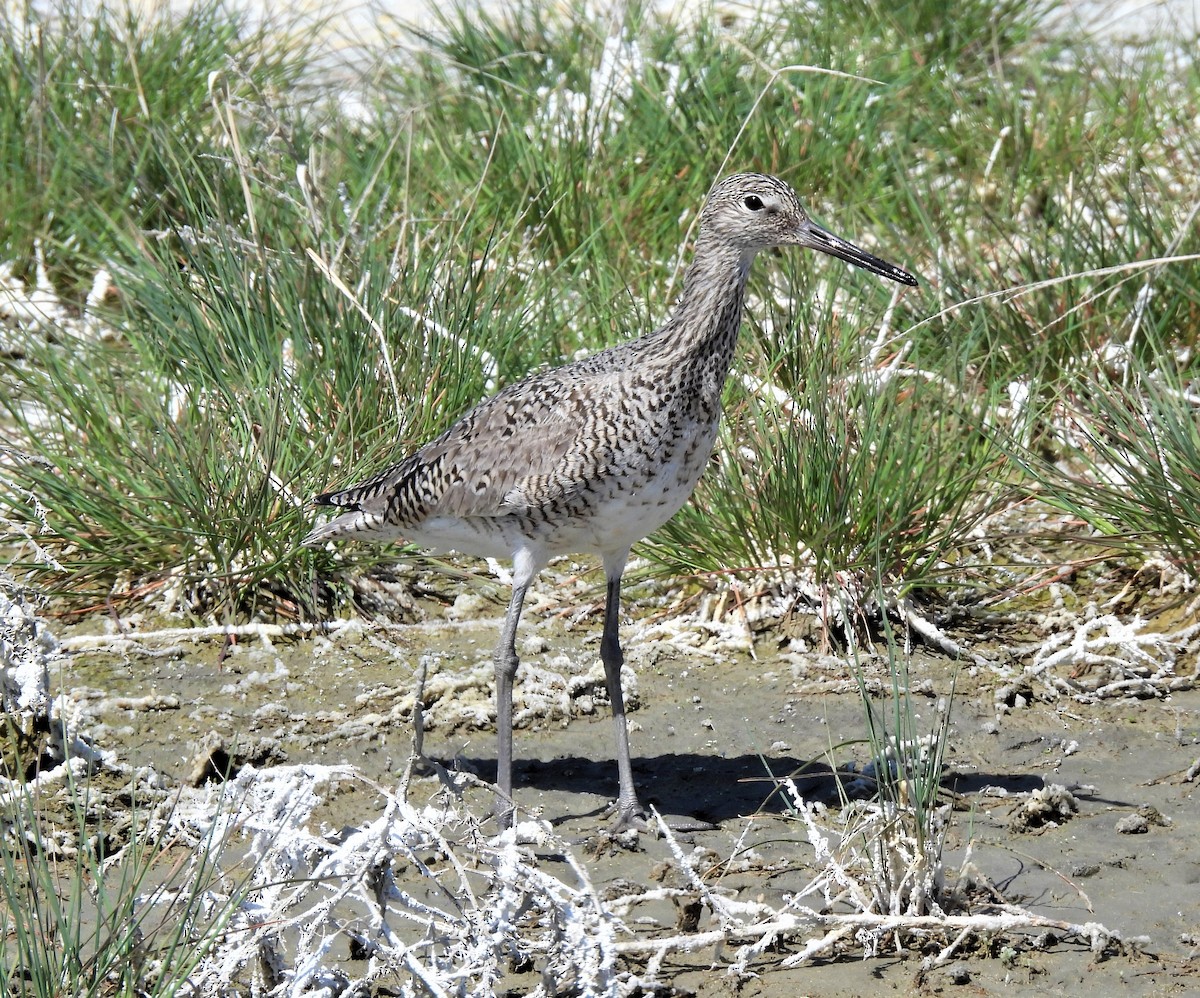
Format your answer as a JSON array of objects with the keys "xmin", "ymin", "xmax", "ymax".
[{"xmin": 700, "ymin": 173, "xmax": 918, "ymax": 286}]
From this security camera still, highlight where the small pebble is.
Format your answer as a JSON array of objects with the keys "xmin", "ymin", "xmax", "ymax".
[
  {"xmin": 1116, "ymin": 813, "xmax": 1149, "ymax": 834},
  {"xmin": 445, "ymin": 593, "xmax": 487, "ymax": 620},
  {"xmin": 1031, "ymin": 931, "xmax": 1058, "ymax": 950},
  {"xmin": 947, "ymin": 964, "xmax": 971, "ymax": 985}
]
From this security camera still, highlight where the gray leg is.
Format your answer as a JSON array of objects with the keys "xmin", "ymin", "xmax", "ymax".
[
  {"xmin": 494, "ymin": 581, "xmax": 528, "ymax": 828},
  {"xmin": 600, "ymin": 557, "xmax": 645, "ymax": 828}
]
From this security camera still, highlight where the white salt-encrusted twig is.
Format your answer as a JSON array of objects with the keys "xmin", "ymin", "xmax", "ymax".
[
  {"xmin": 57, "ymin": 620, "xmax": 334, "ymax": 650},
  {"xmin": 609, "ymin": 909, "xmax": 1119, "ymax": 963},
  {"xmin": 1026, "ymin": 610, "xmax": 1195, "ymax": 701}
]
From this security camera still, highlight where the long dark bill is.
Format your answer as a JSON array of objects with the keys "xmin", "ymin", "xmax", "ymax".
[{"xmin": 800, "ymin": 219, "xmax": 919, "ymax": 287}]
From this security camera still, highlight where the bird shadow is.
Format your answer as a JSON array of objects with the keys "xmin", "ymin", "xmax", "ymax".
[
  {"xmin": 439, "ymin": 751, "xmax": 844, "ymax": 826},
  {"xmin": 435, "ymin": 751, "xmax": 1068, "ymax": 828}
]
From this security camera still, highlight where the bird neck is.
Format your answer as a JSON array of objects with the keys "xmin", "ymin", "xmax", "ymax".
[{"xmin": 662, "ymin": 232, "xmax": 756, "ymax": 373}]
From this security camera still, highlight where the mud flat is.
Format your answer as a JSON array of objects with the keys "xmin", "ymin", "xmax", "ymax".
[{"xmin": 48, "ymin": 567, "xmax": 1200, "ymax": 997}]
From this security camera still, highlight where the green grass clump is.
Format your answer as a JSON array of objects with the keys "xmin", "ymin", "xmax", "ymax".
[
  {"xmin": 0, "ymin": 761, "xmax": 240, "ymax": 998},
  {"xmin": 1021, "ymin": 352, "xmax": 1200, "ymax": 578},
  {"xmin": 843, "ymin": 616, "xmax": 958, "ymax": 919},
  {"xmin": 0, "ymin": 134, "xmax": 535, "ymax": 612},
  {"xmin": 0, "ymin": 0, "xmax": 306, "ymax": 285},
  {"xmin": 0, "ymin": 0, "xmax": 1199, "ymax": 615},
  {"xmin": 647, "ymin": 309, "xmax": 1007, "ymax": 596}
]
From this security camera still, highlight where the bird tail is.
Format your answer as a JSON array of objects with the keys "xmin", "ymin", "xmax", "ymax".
[
  {"xmin": 302, "ymin": 506, "xmax": 395, "ymax": 547},
  {"xmin": 302, "ymin": 488, "xmax": 383, "ymax": 547},
  {"xmin": 303, "ymin": 454, "xmax": 421, "ymax": 546}
]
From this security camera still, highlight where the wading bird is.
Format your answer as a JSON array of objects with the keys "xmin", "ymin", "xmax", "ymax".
[{"xmin": 304, "ymin": 173, "xmax": 918, "ymax": 829}]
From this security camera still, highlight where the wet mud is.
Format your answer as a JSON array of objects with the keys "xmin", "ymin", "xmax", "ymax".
[{"xmin": 53, "ymin": 578, "xmax": 1200, "ymax": 996}]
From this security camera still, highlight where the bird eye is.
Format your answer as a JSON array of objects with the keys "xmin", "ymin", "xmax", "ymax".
[{"xmin": 744, "ymin": 195, "xmax": 764, "ymax": 211}]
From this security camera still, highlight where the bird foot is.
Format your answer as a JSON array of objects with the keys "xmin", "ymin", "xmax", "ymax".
[
  {"xmin": 564, "ymin": 801, "xmax": 647, "ymax": 853},
  {"xmin": 605, "ymin": 802, "xmax": 652, "ymax": 835},
  {"xmin": 601, "ymin": 800, "xmax": 718, "ymax": 838},
  {"xmin": 572, "ymin": 801, "xmax": 719, "ymax": 853}
]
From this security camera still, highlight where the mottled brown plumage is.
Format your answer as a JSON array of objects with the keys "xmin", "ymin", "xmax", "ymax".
[{"xmin": 305, "ymin": 173, "xmax": 918, "ymax": 829}]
